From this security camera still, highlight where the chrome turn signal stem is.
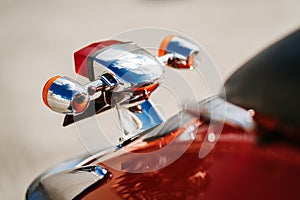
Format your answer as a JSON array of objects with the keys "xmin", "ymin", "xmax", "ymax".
[
  {"xmin": 43, "ymin": 73, "xmax": 119, "ymax": 115},
  {"xmin": 85, "ymin": 73, "xmax": 119, "ymax": 96}
]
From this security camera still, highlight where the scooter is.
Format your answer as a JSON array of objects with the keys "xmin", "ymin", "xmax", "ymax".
[{"xmin": 27, "ymin": 29, "xmax": 300, "ymax": 200}]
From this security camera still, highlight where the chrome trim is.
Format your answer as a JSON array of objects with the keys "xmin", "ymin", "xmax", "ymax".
[
  {"xmin": 117, "ymin": 99, "xmax": 165, "ymax": 141},
  {"xmin": 26, "ymin": 154, "xmax": 91, "ymax": 200},
  {"xmin": 93, "ymin": 42, "xmax": 164, "ymax": 88},
  {"xmin": 26, "ymin": 164, "xmax": 109, "ymax": 200},
  {"xmin": 184, "ymin": 96, "xmax": 255, "ymax": 131},
  {"xmin": 166, "ymin": 36, "xmax": 200, "ymax": 59},
  {"xmin": 41, "ymin": 165, "xmax": 108, "ymax": 200},
  {"xmin": 158, "ymin": 35, "xmax": 200, "ymax": 69},
  {"xmin": 47, "ymin": 76, "xmax": 89, "ymax": 114}
]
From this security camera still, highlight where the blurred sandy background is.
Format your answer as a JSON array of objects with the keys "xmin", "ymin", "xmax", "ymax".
[{"xmin": 0, "ymin": 0, "xmax": 299, "ymax": 199}]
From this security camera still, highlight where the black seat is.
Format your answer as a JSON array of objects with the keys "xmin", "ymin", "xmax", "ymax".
[{"xmin": 221, "ymin": 28, "xmax": 300, "ymax": 130}]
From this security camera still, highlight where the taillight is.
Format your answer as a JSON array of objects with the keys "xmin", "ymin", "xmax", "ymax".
[{"xmin": 74, "ymin": 40, "xmax": 121, "ymax": 79}]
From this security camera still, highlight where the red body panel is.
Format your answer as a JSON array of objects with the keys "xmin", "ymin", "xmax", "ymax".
[{"xmin": 80, "ymin": 119, "xmax": 300, "ymax": 200}]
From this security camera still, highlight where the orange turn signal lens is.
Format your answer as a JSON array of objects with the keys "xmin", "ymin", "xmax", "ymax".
[
  {"xmin": 42, "ymin": 76, "xmax": 61, "ymax": 108},
  {"xmin": 158, "ymin": 35, "xmax": 174, "ymax": 57}
]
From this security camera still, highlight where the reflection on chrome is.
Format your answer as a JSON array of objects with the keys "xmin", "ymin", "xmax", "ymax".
[
  {"xmin": 40, "ymin": 165, "xmax": 109, "ymax": 200},
  {"xmin": 93, "ymin": 42, "xmax": 164, "ymax": 86},
  {"xmin": 158, "ymin": 35, "xmax": 200, "ymax": 69},
  {"xmin": 208, "ymin": 132, "xmax": 216, "ymax": 143},
  {"xmin": 117, "ymin": 100, "xmax": 165, "ymax": 141},
  {"xmin": 47, "ymin": 76, "xmax": 89, "ymax": 114},
  {"xmin": 184, "ymin": 96, "xmax": 255, "ymax": 131}
]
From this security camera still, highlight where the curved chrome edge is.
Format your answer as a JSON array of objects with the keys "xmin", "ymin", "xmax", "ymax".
[
  {"xmin": 26, "ymin": 155, "xmax": 87, "ymax": 200},
  {"xmin": 183, "ymin": 96, "xmax": 255, "ymax": 132},
  {"xmin": 26, "ymin": 154, "xmax": 109, "ymax": 200}
]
